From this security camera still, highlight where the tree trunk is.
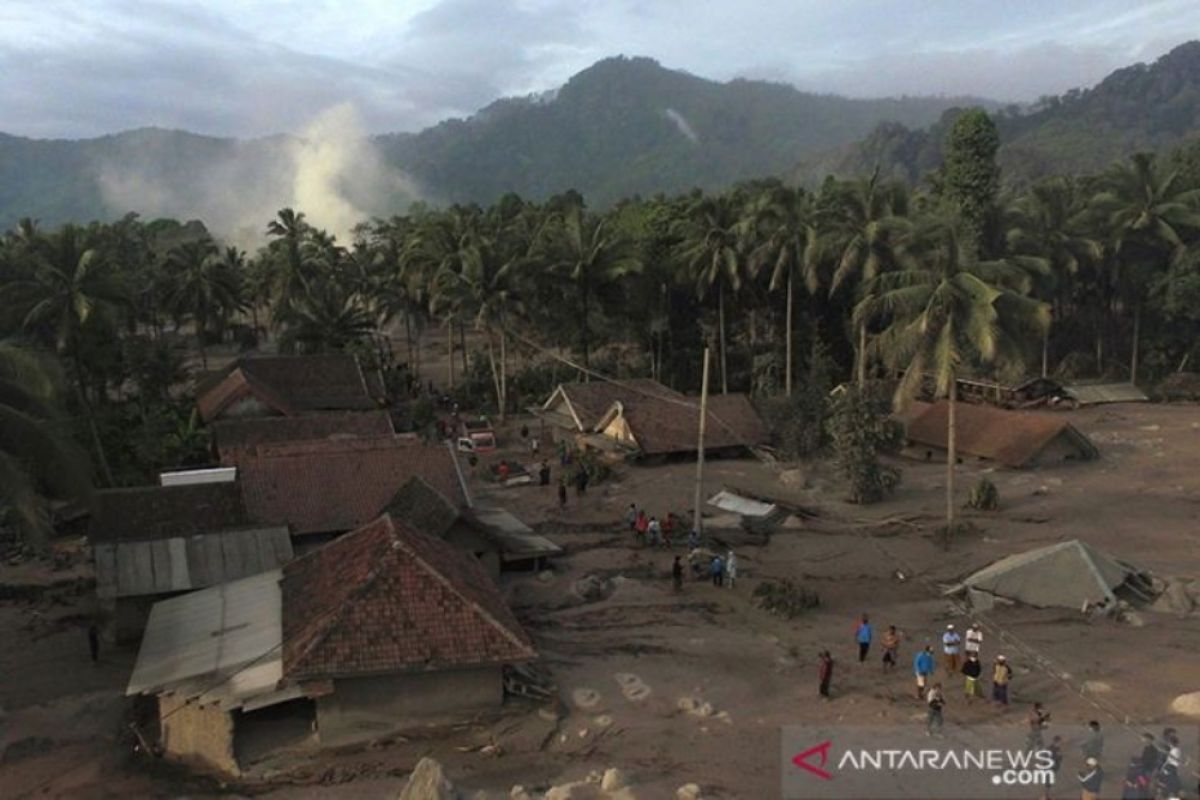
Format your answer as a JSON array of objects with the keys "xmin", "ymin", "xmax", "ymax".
[
  {"xmin": 1095, "ymin": 326, "xmax": 1103, "ymax": 376},
  {"xmin": 485, "ymin": 333, "xmax": 504, "ymax": 420},
  {"xmin": 1130, "ymin": 304, "xmax": 1141, "ymax": 385},
  {"xmin": 785, "ymin": 271, "xmax": 794, "ymax": 397},
  {"xmin": 498, "ymin": 328, "xmax": 508, "ymax": 423},
  {"xmin": 718, "ymin": 284, "xmax": 728, "ymax": 395},
  {"xmin": 856, "ymin": 323, "xmax": 867, "ymax": 387},
  {"xmin": 459, "ymin": 322, "xmax": 468, "ymax": 375},
  {"xmin": 447, "ymin": 317, "xmax": 455, "ymax": 389},
  {"xmin": 404, "ymin": 313, "xmax": 414, "ymax": 372},
  {"xmin": 580, "ymin": 273, "xmax": 590, "ymax": 369},
  {"xmin": 1041, "ymin": 327, "xmax": 1049, "ymax": 378},
  {"xmin": 944, "ymin": 378, "xmax": 957, "ymax": 550},
  {"xmin": 71, "ymin": 358, "xmax": 114, "ymax": 488}
]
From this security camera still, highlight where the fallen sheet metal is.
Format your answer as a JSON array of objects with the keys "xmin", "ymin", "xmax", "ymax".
[{"xmin": 707, "ymin": 489, "xmax": 777, "ymax": 518}]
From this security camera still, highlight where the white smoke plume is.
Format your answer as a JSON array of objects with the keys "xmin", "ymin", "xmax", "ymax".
[
  {"xmin": 663, "ymin": 108, "xmax": 700, "ymax": 143},
  {"xmin": 96, "ymin": 103, "xmax": 420, "ymax": 248}
]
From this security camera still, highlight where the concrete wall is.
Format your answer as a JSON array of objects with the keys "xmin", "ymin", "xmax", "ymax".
[
  {"xmin": 159, "ymin": 694, "xmax": 239, "ymax": 776},
  {"xmin": 316, "ymin": 667, "xmax": 502, "ymax": 746}
]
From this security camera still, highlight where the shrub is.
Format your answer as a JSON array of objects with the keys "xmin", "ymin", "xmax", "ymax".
[
  {"xmin": 752, "ymin": 580, "xmax": 822, "ymax": 619},
  {"xmin": 967, "ymin": 476, "xmax": 1000, "ymax": 510},
  {"xmin": 827, "ymin": 384, "xmax": 902, "ymax": 504}
]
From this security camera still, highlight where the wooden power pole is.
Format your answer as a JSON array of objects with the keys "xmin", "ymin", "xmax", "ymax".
[{"xmin": 692, "ymin": 347, "xmax": 711, "ymax": 537}]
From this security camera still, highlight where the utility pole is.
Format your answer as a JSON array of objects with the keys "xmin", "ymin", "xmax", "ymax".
[
  {"xmin": 447, "ymin": 317, "xmax": 455, "ymax": 389},
  {"xmin": 692, "ymin": 347, "xmax": 711, "ymax": 538}
]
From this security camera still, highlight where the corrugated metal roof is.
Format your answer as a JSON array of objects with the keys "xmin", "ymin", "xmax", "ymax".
[
  {"xmin": 707, "ymin": 489, "xmax": 777, "ymax": 518},
  {"xmin": 467, "ymin": 505, "xmax": 563, "ymax": 559},
  {"xmin": 95, "ymin": 526, "xmax": 293, "ymax": 599},
  {"xmin": 1063, "ymin": 382, "xmax": 1149, "ymax": 405},
  {"xmin": 126, "ymin": 569, "xmax": 283, "ymax": 707}
]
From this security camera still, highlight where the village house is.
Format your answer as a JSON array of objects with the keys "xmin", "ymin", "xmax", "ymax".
[
  {"xmin": 899, "ymin": 400, "xmax": 1099, "ymax": 468},
  {"xmin": 125, "ymin": 514, "xmax": 537, "ymax": 776},
  {"xmin": 592, "ymin": 391, "xmax": 769, "ymax": 458},
  {"xmin": 210, "ymin": 410, "xmax": 396, "ymax": 465},
  {"xmin": 89, "ymin": 478, "xmax": 292, "ymax": 642},
  {"xmin": 195, "ymin": 353, "xmax": 386, "ymax": 423},
  {"xmin": 386, "ymin": 477, "xmax": 561, "ymax": 579},
  {"xmin": 539, "ymin": 379, "xmax": 683, "ymax": 439},
  {"xmin": 229, "ymin": 434, "xmax": 470, "ymax": 550}
]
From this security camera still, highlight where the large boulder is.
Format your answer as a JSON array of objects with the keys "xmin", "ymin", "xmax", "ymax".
[
  {"xmin": 399, "ymin": 758, "xmax": 459, "ymax": 800},
  {"xmin": 1170, "ymin": 691, "xmax": 1200, "ymax": 718}
]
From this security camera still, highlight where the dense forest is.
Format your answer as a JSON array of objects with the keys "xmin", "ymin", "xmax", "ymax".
[{"xmin": 5, "ymin": 106, "xmax": 1200, "ymax": 549}]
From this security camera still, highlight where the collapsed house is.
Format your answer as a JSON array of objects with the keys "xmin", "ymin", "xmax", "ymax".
[
  {"xmin": 211, "ymin": 410, "xmax": 395, "ymax": 465},
  {"xmin": 195, "ymin": 353, "xmax": 386, "ymax": 423},
  {"xmin": 386, "ymin": 477, "xmax": 561, "ymax": 578},
  {"xmin": 126, "ymin": 514, "xmax": 537, "ymax": 776},
  {"xmin": 230, "ymin": 434, "xmax": 470, "ymax": 549},
  {"xmin": 1060, "ymin": 381, "xmax": 1150, "ymax": 406},
  {"xmin": 900, "ymin": 400, "xmax": 1099, "ymax": 468},
  {"xmin": 89, "ymin": 480, "xmax": 292, "ymax": 642},
  {"xmin": 540, "ymin": 379, "xmax": 684, "ymax": 436},
  {"xmin": 947, "ymin": 539, "xmax": 1148, "ymax": 610}
]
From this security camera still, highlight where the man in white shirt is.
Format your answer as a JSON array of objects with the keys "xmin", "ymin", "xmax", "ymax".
[{"xmin": 965, "ymin": 622, "xmax": 983, "ymax": 658}]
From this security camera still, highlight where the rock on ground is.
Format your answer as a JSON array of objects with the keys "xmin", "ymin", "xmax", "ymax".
[
  {"xmin": 676, "ymin": 784, "xmax": 703, "ymax": 800},
  {"xmin": 600, "ymin": 768, "xmax": 627, "ymax": 792},
  {"xmin": 1170, "ymin": 691, "xmax": 1200, "ymax": 717},
  {"xmin": 399, "ymin": 757, "xmax": 459, "ymax": 800}
]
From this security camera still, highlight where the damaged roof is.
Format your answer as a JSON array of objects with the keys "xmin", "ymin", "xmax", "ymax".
[
  {"xmin": 281, "ymin": 515, "xmax": 536, "ymax": 680},
  {"xmin": 542, "ymin": 379, "xmax": 683, "ymax": 431},
  {"xmin": 948, "ymin": 539, "xmax": 1134, "ymax": 609},
  {"xmin": 234, "ymin": 436, "xmax": 469, "ymax": 535},
  {"xmin": 901, "ymin": 400, "xmax": 1098, "ymax": 468},
  {"xmin": 196, "ymin": 353, "xmax": 385, "ymax": 421},
  {"xmin": 89, "ymin": 482, "xmax": 251, "ymax": 544},
  {"xmin": 595, "ymin": 391, "xmax": 769, "ymax": 456},
  {"xmin": 212, "ymin": 411, "xmax": 395, "ymax": 463}
]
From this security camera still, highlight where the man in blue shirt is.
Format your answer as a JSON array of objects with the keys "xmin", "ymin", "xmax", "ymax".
[
  {"xmin": 913, "ymin": 645, "xmax": 935, "ymax": 700},
  {"xmin": 855, "ymin": 614, "xmax": 873, "ymax": 662}
]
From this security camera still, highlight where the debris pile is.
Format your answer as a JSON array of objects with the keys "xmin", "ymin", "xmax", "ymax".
[{"xmin": 752, "ymin": 579, "xmax": 821, "ymax": 619}]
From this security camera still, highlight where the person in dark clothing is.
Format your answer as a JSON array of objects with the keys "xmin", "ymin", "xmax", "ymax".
[
  {"xmin": 1082, "ymin": 721, "xmax": 1105, "ymax": 762},
  {"xmin": 1139, "ymin": 733, "xmax": 1159, "ymax": 782},
  {"xmin": 575, "ymin": 468, "xmax": 588, "ymax": 495},
  {"xmin": 672, "ymin": 556, "xmax": 684, "ymax": 593},
  {"xmin": 818, "ymin": 650, "xmax": 834, "ymax": 699},
  {"xmin": 962, "ymin": 652, "xmax": 983, "ymax": 699},
  {"xmin": 557, "ymin": 480, "xmax": 568, "ymax": 508},
  {"xmin": 1122, "ymin": 755, "xmax": 1150, "ymax": 800},
  {"xmin": 1041, "ymin": 736, "xmax": 1063, "ymax": 800},
  {"xmin": 1025, "ymin": 702, "xmax": 1050, "ymax": 750},
  {"xmin": 539, "ymin": 460, "xmax": 551, "ymax": 486},
  {"xmin": 87, "ymin": 623, "xmax": 100, "ymax": 663},
  {"xmin": 710, "ymin": 555, "xmax": 725, "ymax": 587},
  {"xmin": 1078, "ymin": 757, "xmax": 1103, "ymax": 800}
]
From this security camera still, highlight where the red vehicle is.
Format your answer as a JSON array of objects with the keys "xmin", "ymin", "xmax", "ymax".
[{"xmin": 457, "ymin": 416, "xmax": 497, "ymax": 453}]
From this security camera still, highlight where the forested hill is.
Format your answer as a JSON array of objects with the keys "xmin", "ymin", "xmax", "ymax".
[
  {"xmin": 0, "ymin": 56, "xmax": 984, "ymax": 229},
  {"xmin": 792, "ymin": 41, "xmax": 1200, "ymax": 187},
  {"xmin": 374, "ymin": 56, "xmax": 987, "ymax": 207}
]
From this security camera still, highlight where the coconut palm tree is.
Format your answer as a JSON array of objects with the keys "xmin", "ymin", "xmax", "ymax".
[
  {"xmin": 0, "ymin": 342, "xmax": 93, "ymax": 553},
  {"xmin": 1092, "ymin": 153, "xmax": 1200, "ymax": 384},
  {"xmin": 675, "ymin": 193, "xmax": 750, "ymax": 394},
  {"xmin": 748, "ymin": 185, "xmax": 823, "ymax": 396},
  {"xmin": 277, "ymin": 280, "xmax": 375, "ymax": 355},
  {"xmin": 858, "ymin": 220, "xmax": 1048, "ymax": 543},
  {"xmin": 265, "ymin": 208, "xmax": 314, "ymax": 323},
  {"xmin": 542, "ymin": 200, "xmax": 641, "ymax": 369},
  {"xmin": 829, "ymin": 173, "xmax": 911, "ymax": 386},
  {"xmin": 1005, "ymin": 177, "xmax": 1101, "ymax": 376},
  {"xmin": 161, "ymin": 238, "xmax": 245, "ymax": 369}
]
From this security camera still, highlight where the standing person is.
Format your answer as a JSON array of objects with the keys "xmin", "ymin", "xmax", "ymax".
[
  {"xmin": 497, "ymin": 460, "xmax": 510, "ymax": 483},
  {"xmin": 647, "ymin": 516, "xmax": 662, "ymax": 547},
  {"xmin": 962, "ymin": 652, "xmax": 983, "ymax": 700},
  {"xmin": 672, "ymin": 556, "xmax": 684, "ymax": 593},
  {"xmin": 1139, "ymin": 733, "xmax": 1159, "ymax": 785},
  {"xmin": 662, "ymin": 512, "xmax": 675, "ymax": 547},
  {"xmin": 1081, "ymin": 721, "xmax": 1104, "ymax": 763},
  {"xmin": 991, "ymin": 655, "xmax": 1013, "ymax": 706},
  {"xmin": 557, "ymin": 479, "xmax": 568, "ymax": 508},
  {"xmin": 818, "ymin": 650, "xmax": 835, "ymax": 699},
  {"xmin": 1121, "ymin": 755, "xmax": 1150, "ymax": 800},
  {"xmin": 725, "ymin": 551, "xmax": 738, "ymax": 588},
  {"xmin": 1078, "ymin": 757, "xmax": 1103, "ymax": 800},
  {"xmin": 925, "ymin": 682, "xmax": 946, "ymax": 737},
  {"xmin": 854, "ymin": 614, "xmax": 873, "ymax": 663},
  {"xmin": 1042, "ymin": 736, "xmax": 1064, "ymax": 800},
  {"xmin": 87, "ymin": 622, "xmax": 100, "ymax": 664},
  {"xmin": 539, "ymin": 460, "xmax": 552, "ymax": 486},
  {"xmin": 942, "ymin": 624, "xmax": 962, "ymax": 675},
  {"xmin": 913, "ymin": 645, "xmax": 935, "ymax": 700},
  {"xmin": 626, "ymin": 504, "xmax": 638, "ymax": 533},
  {"xmin": 635, "ymin": 510, "xmax": 649, "ymax": 546},
  {"xmin": 687, "ymin": 528, "xmax": 700, "ymax": 551},
  {"xmin": 530, "ymin": 435, "xmax": 540, "ymax": 457},
  {"xmin": 1026, "ymin": 702, "xmax": 1051, "ymax": 751},
  {"xmin": 881, "ymin": 625, "xmax": 900, "ymax": 671},
  {"xmin": 965, "ymin": 622, "xmax": 984, "ymax": 659},
  {"xmin": 710, "ymin": 554, "xmax": 725, "ymax": 587},
  {"xmin": 575, "ymin": 467, "xmax": 589, "ymax": 496}
]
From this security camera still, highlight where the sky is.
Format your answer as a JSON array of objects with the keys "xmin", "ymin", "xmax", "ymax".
[{"xmin": 2, "ymin": 0, "xmax": 1198, "ymax": 139}]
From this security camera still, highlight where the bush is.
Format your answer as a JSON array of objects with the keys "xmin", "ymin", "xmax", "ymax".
[
  {"xmin": 827, "ymin": 384, "xmax": 902, "ymax": 504},
  {"xmin": 967, "ymin": 476, "xmax": 1000, "ymax": 510},
  {"xmin": 752, "ymin": 579, "xmax": 822, "ymax": 619}
]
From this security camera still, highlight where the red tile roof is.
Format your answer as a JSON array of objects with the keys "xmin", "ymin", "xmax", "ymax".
[
  {"xmin": 212, "ymin": 411, "xmax": 395, "ymax": 465},
  {"xmin": 197, "ymin": 354, "xmax": 385, "ymax": 422},
  {"xmin": 281, "ymin": 514, "xmax": 535, "ymax": 679},
  {"xmin": 234, "ymin": 436, "xmax": 468, "ymax": 535}
]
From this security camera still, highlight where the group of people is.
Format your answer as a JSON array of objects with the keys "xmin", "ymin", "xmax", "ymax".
[{"xmin": 626, "ymin": 504, "xmax": 678, "ymax": 548}]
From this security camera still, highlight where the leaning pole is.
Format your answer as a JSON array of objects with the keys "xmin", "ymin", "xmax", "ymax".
[{"xmin": 692, "ymin": 347, "xmax": 711, "ymax": 537}]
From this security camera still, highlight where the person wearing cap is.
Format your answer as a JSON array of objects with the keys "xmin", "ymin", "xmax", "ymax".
[
  {"xmin": 1078, "ymin": 756, "xmax": 1104, "ymax": 800},
  {"xmin": 965, "ymin": 622, "xmax": 983, "ymax": 657},
  {"xmin": 1081, "ymin": 720, "xmax": 1104, "ymax": 762},
  {"xmin": 962, "ymin": 651, "xmax": 983, "ymax": 699},
  {"xmin": 991, "ymin": 655, "xmax": 1013, "ymax": 706},
  {"xmin": 942, "ymin": 624, "xmax": 962, "ymax": 674}
]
